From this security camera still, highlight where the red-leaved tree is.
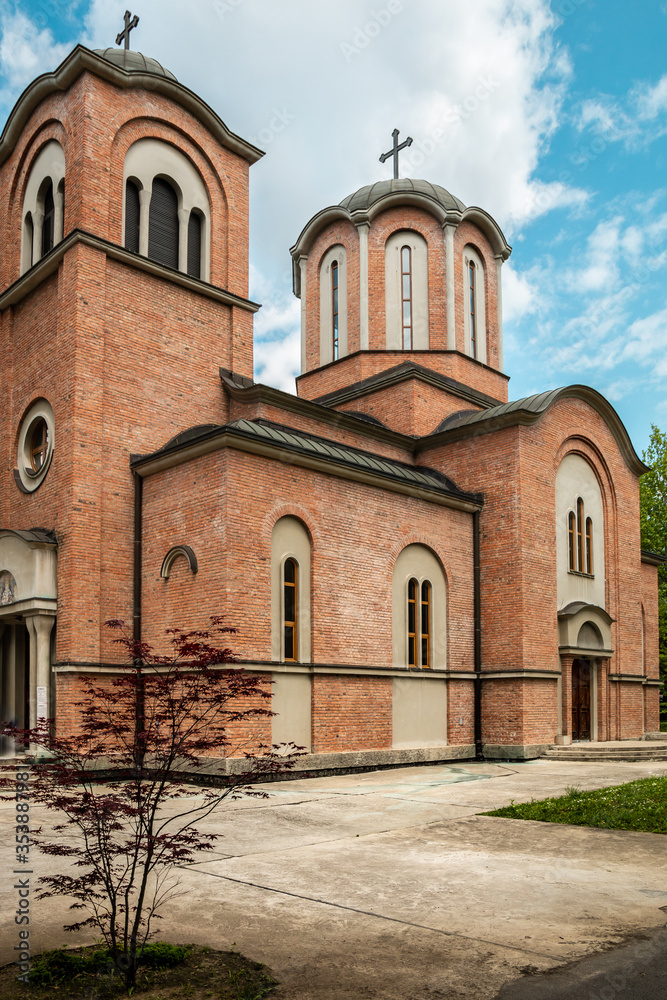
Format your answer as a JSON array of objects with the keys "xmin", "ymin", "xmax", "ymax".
[{"xmin": 0, "ymin": 618, "xmax": 302, "ymax": 991}]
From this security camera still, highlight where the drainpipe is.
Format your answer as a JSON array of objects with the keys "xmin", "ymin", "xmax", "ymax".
[
  {"xmin": 133, "ymin": 470, "xmax": 143, "ymax": 648},
  {"xmin": 473, "ymin": 510, "xmax": 483, "ymax": 759}
]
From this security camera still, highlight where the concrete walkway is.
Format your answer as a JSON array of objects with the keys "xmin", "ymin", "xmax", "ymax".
[{"xmin": 1, "ymin": 757, "xmax": 667, "ymax": 998}]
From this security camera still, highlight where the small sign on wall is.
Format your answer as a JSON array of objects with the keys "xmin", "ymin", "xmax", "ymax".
[{"xmin": 37, "ymin": 686, "xmax": 47, "ymax": 721}]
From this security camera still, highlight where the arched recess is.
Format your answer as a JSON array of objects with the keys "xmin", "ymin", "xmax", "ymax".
[
  {"xmin": 20, "ymin": 140, "xmax": 66, "ymax": 274},
  {"xmin": 319, "ymin": 244, "xmax": 348, "ymax": 365},
  {"xmin": 385, "ymin": 230, "xmax": 429, "ymax": 350},
  {"xmin": 555, "ymin": 453, "xmax": 606, "ymax": 610},
  {"xmin": 462, "ymin": 244, "xmax": 487, "ymax": 363},
  {"xmin": 122, "ymin": 138, "xmax": 211, "ymax": 280},
  {"xmin": 392, "ymin": 544, "xmax": 446, "ymax": 668},
  {"xmin": 271, "ymin": 517, "xmax": 311, "ymax": 663},
  {"xmin": 160, "ymin": 545, "xmax": 198, "ymax": 578}
]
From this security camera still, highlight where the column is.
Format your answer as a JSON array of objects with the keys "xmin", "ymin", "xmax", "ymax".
[
  {"xmin": 139, "ymin": 189, "xmax": 151, "ymax": 256},
  {"xmin": 25, "ymin": 613, "xmax": 55, "ymax": 729},
  {"xmin": 54, "ymin": 182, "xmax": 65, "ymax": 244},
  {"xmin": 444, "ymin": 223, "xmax": 456, "ymax": 350},
  {"xmin": 560, "ymin": 655, "xmax": 574, "ymax": 739},
  {"xmin": 356, "ymin": 221, "xmax": 370, "ymax": 350},
  {"xmin": 495, "ymin": 256, "xmax": 504, "ymax": 371},
  {"xmin": 32, "ymin": 210, "xmax": 44, "ymax": 263},
  {"xmin": 299, "ymin": 256, "xmax": 308, "ymax": 374},
  {"xmin": 178, "ymin": 208, "xmax": 189, "ymax": 273}
]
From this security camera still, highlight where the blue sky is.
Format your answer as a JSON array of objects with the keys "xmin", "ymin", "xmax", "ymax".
[{"xmin": 1, "ymin": 0, "xmax": 665, "ymax": 456}]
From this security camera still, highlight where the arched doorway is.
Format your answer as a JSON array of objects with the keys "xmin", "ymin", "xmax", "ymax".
[{"xmin": 572, "ymin": 658, "xmax": 591, "ymax": 740}]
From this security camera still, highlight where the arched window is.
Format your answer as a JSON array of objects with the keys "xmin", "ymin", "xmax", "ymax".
[
  {"xmin": 319, "ymin": 245, "xmax": 347, "ymax": 364},
  {"xmin": 585, "ymin": 517, "xmax": 593, "ymax": 575},
  {"xmin": 468, "ymin": 260, "xmax": 477, "ymax": 358},
  {"xmin": 401, "ymin": 245, "xmax": 412, "ymax": 349},
  {"xmin": 123, "ymin": 139, "xmax": 211, "ymax": 280},
  {"xmin": 41, "ymin": 181, "xmax": 55, "ymax": 258},
  {"xmin": 272, "ymin": 517, "xmax": 311, "ymax": 664},
  {"xmin": 567, "ymin": 499, "xmax": 594, "ymax": 575},
  {"xmin": 187, "ymin": 211, "xmax": 202, "ymax": 279},
  {"xmin": 24, "ymin": 214, "xmax": 34, "ymax": 271},
  {"xmin": 283, "ymin": 558, "xmax": 298, "ymax": 662},
  {"xmin": 463, "ymin": 245, "xmax": 486, "ymax": 363},
  {"xmin": 407, "ymin": 576, "xmax": 432, "ymax": 668},
  {"xmin": 148, "ymin": 178, "xmax": 179, "ymax": 270},
  {"xmin": 29, "ymin": 418, "xmax": 49, "ymax": 473},
  {"xmin": 125, "ymin": 180, "xmax": 141, "ymax": 254},
  {"xmin": 385, "ymin": 231, "xmax": 429, "ymax": 349},
  {"xmin": 332, "ymin": 260, "xmax": 339, "ymax": 360}
]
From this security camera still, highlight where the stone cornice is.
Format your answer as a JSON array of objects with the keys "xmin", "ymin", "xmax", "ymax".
[
  {"xmin": 0, "ymin": 45, "xmax": 263, "ymax": 168},
  {"xmin": 0, "ymin": 229, "xmax": 260, "ymax": 313}
]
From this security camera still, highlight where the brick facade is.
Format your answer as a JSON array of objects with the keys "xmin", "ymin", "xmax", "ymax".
[{"xmin": 0, "ymin": 45, "xmax": 661, "ymax": 772}]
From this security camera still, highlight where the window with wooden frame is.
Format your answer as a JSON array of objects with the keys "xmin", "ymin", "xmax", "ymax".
[
  {"xmin": 283, "ymin": 558, "xmax": 298, "ymax": 661},
  {"xmin": 468, "ymin": 260, "xmax": 477, "ymax": 359},
  {"xmin": 332, "ymin": 260, "xmax": 339, "ymax": 360},
  {"xmin": 401, "ymin": 245, "xmax": 412, "ymax": 349},
  {"xmin": 408, "ymin": 577, "xmax": 432, "ymax": 668},
  {"xmin": 29, "ymin": 418, "xmax": 49, "ymax": 472},
  {"xmin": 568, "ymin": 499, "xmax": 594, "ymax": 575}
]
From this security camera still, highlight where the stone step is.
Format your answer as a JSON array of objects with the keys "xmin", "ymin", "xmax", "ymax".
[{"xmin": 542, "ymin": 746, "xmax": 667, "ymax": 762}]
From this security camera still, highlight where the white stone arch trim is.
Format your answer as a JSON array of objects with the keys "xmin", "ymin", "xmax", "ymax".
[
  {"xmin": 160, "ymin": 545, "xmax": 198, "ymax": 578},
  {"xmin": 15, "ymin": 398, "xmax": 55, "ymax": 494},
  {"xmin": 385, "ymin": 230, "xmax": 429, "ymax": 350},
  {"xmin": 271, "ymin": 516, "xmax": 311, "ymax": 663},
  {"xmin": 123, "ymin": 138, "xmax": 211, "ymax": 280},
  {"xmin": 319, "ymin": 244, "xmax": 348, "ymax": 365},
  {"xmin": 556, "ymin": 454, "xmax": 606, "ymax": 611},
  {"xmin": 392, "ymin": 544, "xmax": 446, "ymax": 669},
  {"xmin": 20, "ymin": 139, "xmax": 66, "ymax": 275},
  {"xmin": 462, "ymin": 244, "xmax": 487, "ymax": 363}
]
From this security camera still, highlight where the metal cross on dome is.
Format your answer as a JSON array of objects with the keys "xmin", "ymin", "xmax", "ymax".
[
  {"xmin": 379, "ymin": 128, "xmax": 413, "ymax": 179},
  {"xmin": 116, "ymin": 10, "xmax": 140, "ymax": 50}
]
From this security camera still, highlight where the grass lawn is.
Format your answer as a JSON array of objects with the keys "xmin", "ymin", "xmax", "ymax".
[{"xmin": 483, "ymin": 776, "xmax": 667, "ymax": 834}]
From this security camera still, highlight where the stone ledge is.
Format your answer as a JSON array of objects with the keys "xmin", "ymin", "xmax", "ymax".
[{"xmin": 482, "ymin": 743, "xmax": 552, "ymax": 761}]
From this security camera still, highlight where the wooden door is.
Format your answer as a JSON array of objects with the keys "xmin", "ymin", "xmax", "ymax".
[{"xmin": 572, "ymin": 659, "xmax": 591, "ymax": 740}]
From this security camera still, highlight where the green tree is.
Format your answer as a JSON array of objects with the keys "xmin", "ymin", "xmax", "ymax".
[{"xmin": 640, "ymin": 424, "xmax": 667, "ymax": 719}]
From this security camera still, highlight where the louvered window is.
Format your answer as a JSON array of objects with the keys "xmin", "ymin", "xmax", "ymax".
[
  {"xmin": 125, "ymin": 180, "xmax": 140, "ymax": 254},
  {"xmin": 187, "ymin": 211, "xmax": 202, "ymax": 278},
  {"xmin": 148, "ymin": 178, "xmax": 179, "ymax": 269},
  {"xmin": 41, "ymin": 181, "xmax": 54, "ymax": 258}
]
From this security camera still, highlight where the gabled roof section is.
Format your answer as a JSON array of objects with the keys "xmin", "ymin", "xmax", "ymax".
[
  {"xmin": 422, "ymin": 385, "xmax": 648, "ymax": 476},
  {"xmin": 131, "ymin": 416, "xmax": 482, "ymax": 512},
  {"xmin": 0, "ymin": 45, "xmax": 264, "ymax": 168}
]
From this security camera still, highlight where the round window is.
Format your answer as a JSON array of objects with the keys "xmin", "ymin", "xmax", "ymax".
[{"xmin": 16, "ymin": 400, "xmax": 55, "ymax": 492}]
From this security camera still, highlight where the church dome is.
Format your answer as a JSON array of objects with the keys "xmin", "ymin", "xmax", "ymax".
[
  {"xmin": 340, "ymin": 178, "xmax": 466, "ymax": 215},
  {"xmin": 93, "ymin": 48, "xmax": 177, "ymax": 82}
]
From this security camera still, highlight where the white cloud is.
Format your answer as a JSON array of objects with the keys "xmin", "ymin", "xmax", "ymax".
[
  {"xmin": 502, "ymin": 262, "xmax": 539, "ymax": 324},
  {"xmin": 254, "ymin": 327, "xmax": 300, "ymax": 394},
  {"xmin": 0, "ymin": 10, "xmax": 69, "ymax": 109}
]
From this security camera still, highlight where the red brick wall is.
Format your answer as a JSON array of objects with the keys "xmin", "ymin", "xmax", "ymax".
[
  {"xmin": 335, "ymin": 377, "xmax": 487, "ymax": 437},
  {"xmin": 311, "ymin": 674, "xmax": 392, "ymax": 752}
]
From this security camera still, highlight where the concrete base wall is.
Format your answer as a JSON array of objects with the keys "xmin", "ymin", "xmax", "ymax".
[{"xmin": 483, "ymin": 743, "xmax": 552, "ymax": 761}]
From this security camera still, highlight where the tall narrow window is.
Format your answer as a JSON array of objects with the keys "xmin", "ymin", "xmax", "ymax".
[
  {"xmin": 421, "ymin": 581, "xmax": 431, "ymax": 669},
  {"xmin": 468, "ymin": 260, "xmax": 477, "ymax": 359},
  {"xmin": 568, "ymin": 511, "xmax": 576, "ymax": 572},
  {"xmin": 125, "ymin": 180, "xmax": 141, "ymax": 254},
  {"xmin": 576, "ymin": 498, "xmax": 584, "ymax": 572},
  {"xmin": 29, "ymin": 418, "xmax": 49, "ymax": 472},
  {"xmin": 187, "ymin": 211, "xmax": 202, "ymax": 278},
  {"xmin": 408, "ymin": 577, "xmax": 432, "ymax": 668},
  {"xmin": 283, "ymin": 558, "xmax": 298, "ymax": 661},
  {"xmin": 41, "ymin": 181, "xmax": 54, "ymax": 258},
  {"xmin": 148, "ymin": 177, "xmax": 179, "ymax": 270},
  {"xmin": 332, "ymin": 260, "xmax": 339, "ymax": 360},
  {"xmin": 25, "ymin": 214, "xmax": 34, "ymax": 269},
  {"xmin": 585, "ymin": 517, "xmax": 593, "ymax": 575},
  {"xmin": 401, "ymin": 245, "xmax": 412, "ymax": 349},
  {"xmin": 408, "ymin": 578, "xmax": 417, "ymax": 666}
]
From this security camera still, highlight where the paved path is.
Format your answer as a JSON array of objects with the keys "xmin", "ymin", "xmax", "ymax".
[{"xmin": 1, "ymin": 757, "xmax": 667, "ymax": 998}]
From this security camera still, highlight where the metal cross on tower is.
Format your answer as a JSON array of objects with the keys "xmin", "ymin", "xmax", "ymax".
[
  {"xmin": 379, "ymin": 128, "xmax": 413, "ymax": 179},
  {"xmin": 116, "ymin": 10, "xmax": 140, "ymax": 49}
]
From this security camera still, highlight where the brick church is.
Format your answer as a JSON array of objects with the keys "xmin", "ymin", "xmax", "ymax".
[{"xmin": 0, "ymin": 39, "xmax": 662, "ymax": 769}]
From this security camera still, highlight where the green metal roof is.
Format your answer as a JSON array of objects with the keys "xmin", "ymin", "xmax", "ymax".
[{"xmin": 227, "ymin": 418, "xmax": 479, "ymax": 502}]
